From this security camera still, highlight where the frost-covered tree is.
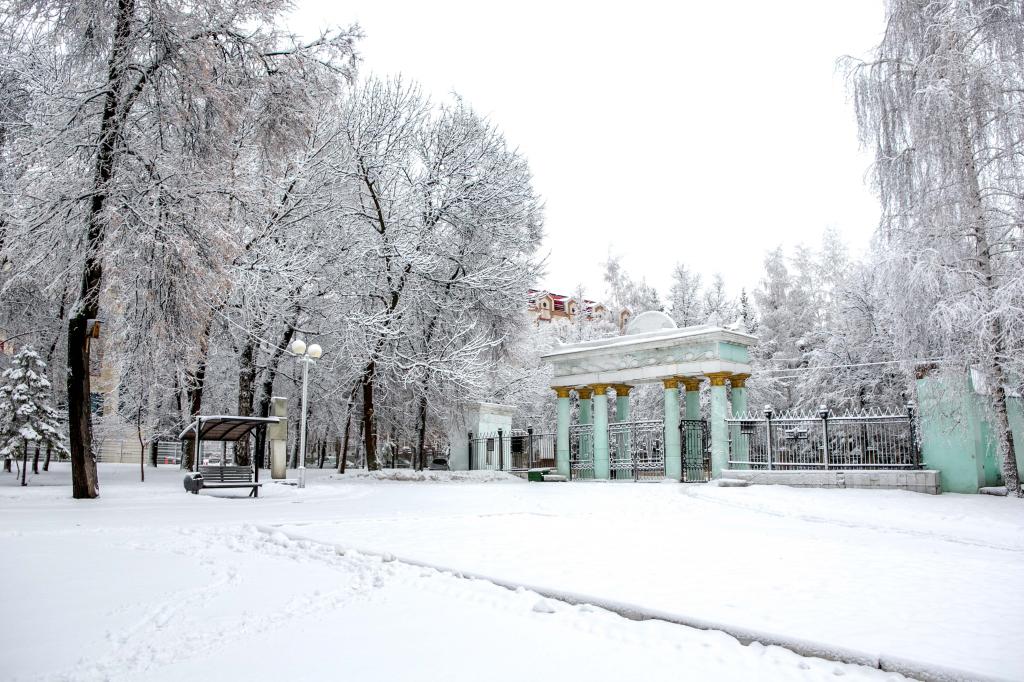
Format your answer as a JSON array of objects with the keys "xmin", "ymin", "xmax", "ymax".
[
  {"xmin": 0, "ymin": 346, "xmax": 67, "ymax": 485},
  {"xmin": 701, "ymin": 273, "xmax": 737, "ymax": 327},
  {"xmin": 738, "ymin": 289, "xmax": 757, "ymax": 334},
  {"xmin": 848, "ymin": 0, "xmax": 1024, "ymax": 493},
  {"xmin": 1, "ymin": 0, "xmax": 359, "ymax": 497},
  {"xmin": 668, "ymin": 264, "xmax": 703, "ymax": 327},
  {"xmin": 603, "ymin": 253, "xmax": 661, "ymax": 314}
]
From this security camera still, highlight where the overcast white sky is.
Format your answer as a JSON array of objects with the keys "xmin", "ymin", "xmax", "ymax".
[{"xmin": 294, "ymin": 1, "xmax": 885, "ymax": 304}]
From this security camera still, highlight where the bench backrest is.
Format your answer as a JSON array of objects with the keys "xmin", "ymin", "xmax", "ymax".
[{"xmin": 198, "ymin": 465, "xmax": 254, "ymax": 482}]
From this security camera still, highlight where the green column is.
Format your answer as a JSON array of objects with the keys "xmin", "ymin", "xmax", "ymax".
[
  {"xmin": 683, "ymin": 378, "xmax": 701, "ymax": 420},
  {"xmin": 708, "ymin": 373, "xmax": 730, "ymax": 477},
  {"xmin": 593, "ymin": 385, "xmax": 610, "ymax": 479},
  {"xmin": 664, "ymin": 378, "xmax": 682, "ymax": 480},
  {"xmin": 614, "ymin": 385, "xmax": 631, "ymax": 422},
  {"xmin": 555, "ymin": 388, "xmax": 571, "ymax": 477},
  {"xmin": 730, "ymin": 374, "xmax": 749, "ymax": 470},
  {"xmin": 578, "ymin": 387, "xmax": 593, "ymax": 462},
  {"xmin": 614, "ymin": 385, "xmax": 632, "ymax": 481},
  {"xmin": 681, "ymin": 377, "xmax": 702, "ymax": 480}
]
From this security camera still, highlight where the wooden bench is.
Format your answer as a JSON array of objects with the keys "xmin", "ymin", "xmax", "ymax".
[{"xmin": 185, "ymin": 465, "xmax": 261, "ymax": 497}]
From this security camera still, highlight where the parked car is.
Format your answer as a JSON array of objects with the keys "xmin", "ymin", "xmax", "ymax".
[{"xmin": 428, "ymin": 458, "xmax": 450, "ymax": 471}]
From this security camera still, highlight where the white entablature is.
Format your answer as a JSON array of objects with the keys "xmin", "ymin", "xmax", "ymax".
[{"xmin": 541, "ymin": 320, "xmax": 756, "ymax": 388}]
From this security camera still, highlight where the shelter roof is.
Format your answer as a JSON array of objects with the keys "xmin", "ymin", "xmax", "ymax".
[{"xmin": 179, "ymin": 416, "xmax": 280, "ymax": 442}]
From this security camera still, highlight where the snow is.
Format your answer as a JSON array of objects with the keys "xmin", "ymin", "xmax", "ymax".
[{"xmin": 3, "ymin": 464, "xmax": 1022, "ymax": 681}]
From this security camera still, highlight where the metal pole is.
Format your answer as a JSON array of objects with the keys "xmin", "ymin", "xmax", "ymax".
[
  {"xmin": 498, "ymin": 428, "xmax": 504, "ymax": 471},
  {"xmin": 820, "ymin": 405, "xmax": 830, "ymax": 470},
  {"xmin": 467, "ymin": 431, "xmax": 473, "ymax": 471},
  {"xmin": 527, "ymin": 427, "xmax": 534, "ymax": 469},
  {"xmin": 764, "ymin": 408, "xmax": 774, "ymax": 471},
  {"xmin": 906, "ymin": 401, "xmax": 919, "ymax": 468},
  {"xmin": 194, "ymin": 420, "xmax": 201, "ymax": 472},
  {"xmin": 298, "ymin": 357, "xmax": 309, "ymax": 488}
]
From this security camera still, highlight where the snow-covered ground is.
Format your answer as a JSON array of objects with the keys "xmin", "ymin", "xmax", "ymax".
[{"xmin": 2, "ymin": 464, "xmax": 1022, "ymax": 681}]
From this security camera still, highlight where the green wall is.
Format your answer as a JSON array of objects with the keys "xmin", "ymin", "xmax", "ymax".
[{"xmin": 917, "ymin": 375, "xmax": 1024, "ymax": 493}]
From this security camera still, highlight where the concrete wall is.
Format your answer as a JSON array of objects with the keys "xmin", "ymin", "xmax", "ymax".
[
  {"xmin": 722, "ymin": 469, "xmax": 941, "ymax": 495},
  {"xmin": 447, "ymin": 402, "xmax": 516, "ymax": 470},
  {"xmin": 916, "ymin": 375, "xmax": 1024, "ymax": 493}
]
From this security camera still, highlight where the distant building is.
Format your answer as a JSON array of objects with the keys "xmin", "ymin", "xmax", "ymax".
[{"xmin": 527, "ymin": 289, "xmax": 631, "ymax": 329}]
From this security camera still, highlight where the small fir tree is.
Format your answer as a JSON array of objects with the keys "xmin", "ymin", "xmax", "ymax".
[{"xmin": 0, "ymin": 346, "xmax": 69, "ymax": 486}]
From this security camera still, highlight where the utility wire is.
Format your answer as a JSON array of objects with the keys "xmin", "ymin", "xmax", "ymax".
[{"xmin": 756, "ymin": 356, "xmax": 955, "ymax": 375}]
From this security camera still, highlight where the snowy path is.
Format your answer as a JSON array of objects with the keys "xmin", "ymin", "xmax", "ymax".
[
  {"xmin": 279, "ymin": 474, "xmax": 1024, "ymax": 680},
  {"xmin": 2, "ymin": 465, "xmax": 1021, "ymax": 681}
]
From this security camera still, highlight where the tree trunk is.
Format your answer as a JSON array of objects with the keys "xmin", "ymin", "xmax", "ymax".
[
  {"xmin": 338, "ymin": 411, "xmax": 352, "ymax": 473},
  {"xmin": 290, "ymin": 421, "xmax": 300, "ymax": 469},
  {"xmin": 3, "ymin": 457, "xmax": 10, "ymax": 473},
  {"xmin": 180, "ymin": 318, "xmax": 212, "ymax": 471},
  {"xmin": 361, "ymin": 360, "xmax": 379, "ymax": 470},
  {"xmin": 356, "ymin": 418, "xmax": 365, "ymax": 468},
  {"xmin": 43, "ymin": 443, "xmax": 52, "ymax": 471},
  {"xmin": 235, "ymin": 341, "xmax": 256, "ymax": 466},
  {"xmin": 21, "ymin": 439, "xmax": 28, "ymax": 486},
  {"xmin": 415, "ymin": 394, "xmax": 428, "ymax": 471},
  {"xmin": 957, "ymin": 99, "xmax": 1020, "ymax": 495},
  {"xmin": 68, "ymin": 0, "xmax": 138, "ymax": 500},
  {"xmin": 254, "ymin": 322, "xmax": 297, "ymax": 468},
  {"xmin": 137, "ymin": 410, "xmax": 145, "ymax": 483},
  {"xmin": 32, "ymin": 444, "xmax": 40, "ymax": 474}
]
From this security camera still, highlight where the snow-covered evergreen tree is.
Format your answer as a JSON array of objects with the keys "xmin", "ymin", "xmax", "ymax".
[
  {"xmin": 0, "ymin": 346, "xmax": 67, "ymax": 485},
  {"xmin": 668, "ymin": 264, "xmax": 703, "ymax": 327},
  {"xmin": 701, "ymin": 273, "xmax": 737, "ymax": 327}
]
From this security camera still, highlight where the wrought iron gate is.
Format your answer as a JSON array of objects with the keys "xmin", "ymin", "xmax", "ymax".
[
  {"xmin": 609, "ymin": 420, "xmax": 665, "ymax": 481},
  {"xmin": 569, "ymin": 424, "xmax": 594, "ymax": 480},
  {"xmin": 680, "ymin": 419, "xmax": 711, "ymax": 482}
]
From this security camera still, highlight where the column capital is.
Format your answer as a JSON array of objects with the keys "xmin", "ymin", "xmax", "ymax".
[
  {"xmin": 662, "ymin": 377, "xmax": 680, "ymax": 389},
  {"xmin": 590, "ymin": 383, "xmax": 611, "ymax": 395},
  {"xmin": 705, "ymin": 372, "xmax": 732, "ymax": 387},
  {"xmin": 730, "ymin": 373, "xmax": 751, "ymax": 388},
  {"xmin": 612, "ymin": 384, "xmax": 633, "ymax": 396},
  {"xmin": 554, "ymin": 386, "xmax": 573, "ymax": 399},
  {"xmin": 680, "ymin": 376, "xmax": 702, "ymax": 392},
  {"xmin": 577, "ymin": 387, "xmax": 594, "ymax": 399}
]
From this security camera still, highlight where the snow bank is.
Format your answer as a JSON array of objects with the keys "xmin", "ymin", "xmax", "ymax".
[{"xmin": 331, "ymin": 468, "xmax": 523, "ymax": 483}]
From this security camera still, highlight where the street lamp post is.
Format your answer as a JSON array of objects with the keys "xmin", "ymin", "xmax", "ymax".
[{"xmin": 290, "ymin": 339, "xmax": 322, "ymax": 489}]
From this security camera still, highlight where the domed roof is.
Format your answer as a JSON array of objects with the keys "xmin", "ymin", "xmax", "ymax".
[{"xmin": 623, "ymin": 310, "xmax": 677, "ymax": 335}]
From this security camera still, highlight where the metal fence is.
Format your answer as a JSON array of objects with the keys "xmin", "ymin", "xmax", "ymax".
[
  {"xmin": 468, "ymin": 429, "xmax": 556, "ymax": 476},
  {"xmin": 727, "ymin": 405, "xmax": 920, "ymax": 470}
]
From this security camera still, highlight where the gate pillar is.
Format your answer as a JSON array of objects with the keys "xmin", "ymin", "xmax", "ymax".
[
  {"xmin": 554, "ymin": 387, "xmax": 572, "ymax": 477},
  {"xmin": 663, "ymin": 378, "xmax": 682, "ymax": 480},
  {"xmin": 592, "ymin": 385, "xmax": 610, "ymax": 479},
  {"xmin": 730, "ymin": 374, "xmax": 750, "ymax": 470},
  {"xmin": 578, "ymin": 387, "xmax": 593, "ymax": 460},
  {"xmin": 614, "ymin": 384, "xmax": 631, "ymax": 421},
  {"xmin": 682, "ymin": 377, "xmax": 702, "ymax": 420},
  {"xmin": 707, "ymin": 372, "xmax": 731, "ymax": 478}
]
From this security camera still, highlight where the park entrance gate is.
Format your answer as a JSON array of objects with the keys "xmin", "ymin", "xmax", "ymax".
[{"xmin": 569, "ymin": 418, "xmax": 711, "ymax": 482}]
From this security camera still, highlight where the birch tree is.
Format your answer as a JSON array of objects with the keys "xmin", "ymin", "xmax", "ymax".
[{"xmin": 848, "ymin": 0, "xmax": 1024, "ymax": 493}]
